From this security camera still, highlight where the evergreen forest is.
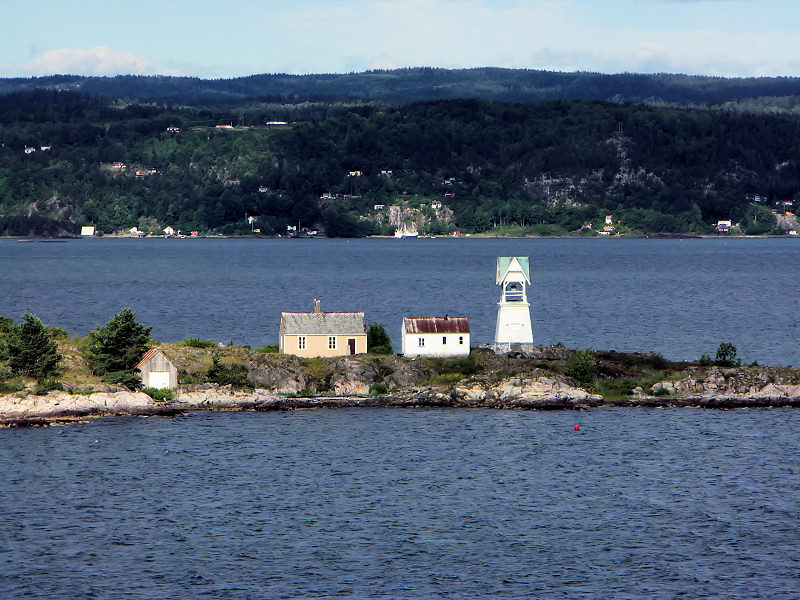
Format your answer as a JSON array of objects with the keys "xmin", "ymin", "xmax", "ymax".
[{"xmin": 1, "ymin": 84, "xmax": 799, "ymax": 237}]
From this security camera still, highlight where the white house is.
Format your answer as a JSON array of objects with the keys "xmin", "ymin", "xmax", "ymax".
[
  {"xmin": 163, "ymin": 226, "xmax": 175, "ymax": 236},
  {"xmin": 401, "ymin": 316, "xmax": 470, "ymax": 357},
  {"xmin": 80, "ymin": 226, "xmax": 95, "ymax": 236}
]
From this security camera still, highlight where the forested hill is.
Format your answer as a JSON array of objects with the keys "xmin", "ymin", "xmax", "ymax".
[
  {"xmin": 4, "ymin": 68, "xmax": 800, "ymax": 108},
  {"xmin": 1, "ymin": 90, "xmax": 799, "ymax": 237}
]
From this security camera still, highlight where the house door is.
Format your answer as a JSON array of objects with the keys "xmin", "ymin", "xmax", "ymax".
[{"xmin": 348, "ymin": 338, "xmax": 356, "ymax": 355}]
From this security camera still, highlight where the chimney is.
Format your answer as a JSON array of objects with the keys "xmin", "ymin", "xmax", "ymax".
[{"xmin": 313, "ymin": 299, "xmax": 321, "ymax": 313}]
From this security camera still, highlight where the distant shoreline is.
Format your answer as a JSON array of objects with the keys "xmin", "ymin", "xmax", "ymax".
[{"xmin": 2, "ymin": 232, "xmax": 794, "ymax": 241}]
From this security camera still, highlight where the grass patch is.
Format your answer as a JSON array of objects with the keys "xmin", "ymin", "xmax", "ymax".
[
  {"xmin": 178, "ymin": 337, "xmax": 218, "ymax": 349},
  {"xmin": 255, "ymin": 344, "xmax": 279, "ymax": 354},
  {"xmin": 300, "ymin": 357, "xmax": 330, "ymax": 381},
  {"xmin": 420, "ymin": 373, "xmax": 466, "ymax": 387}
]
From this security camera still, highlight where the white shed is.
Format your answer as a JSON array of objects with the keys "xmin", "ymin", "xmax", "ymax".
[
  {"xmin": 401, "ymin": 317, "xmax": 470, "ymax": 358},
  {"xmin": 135, "ymin": 348, "xmax": 178, "ymax": 389}
]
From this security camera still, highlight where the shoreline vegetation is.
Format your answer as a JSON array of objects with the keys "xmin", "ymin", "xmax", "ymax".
[{"xmin": 2, "ymin": 326, "xmax": 799, "ymax": 427}]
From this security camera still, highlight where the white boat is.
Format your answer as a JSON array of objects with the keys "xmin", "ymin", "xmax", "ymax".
[{"xmin": 394, "ymin": 223, "xmax": 419, "ymax": 238}]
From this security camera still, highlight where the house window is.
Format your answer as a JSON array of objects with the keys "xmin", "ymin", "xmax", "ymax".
[
  {"xmin": 328, "ymin": 336, "xmax": 336, "ymax": 350},
  {"xmin": 298, "ymin": 336, "xmax": 306, "ymax": 350},
  {"xmin": 442, "ymin": 336, "xmax": 447, "ymax": 345},
  {"xmin": 418, "ymin": 337, "xmax": 425, "ymax": 347},
  {"xmin": 459, "ymin": 336, "xmax": 464, "ymax": 345}
]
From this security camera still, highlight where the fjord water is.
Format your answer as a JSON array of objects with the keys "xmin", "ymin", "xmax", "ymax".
[
  {"xmin": 3, "ymin": 237, "xmax": 800, "ymax": 598},
  {"xmin": 1, "ymin": 236, "xmax": 798, "ymax": 364},
  {"xmin": 3, "ymin": 408, "xmax": 800, "ymax": 599}
]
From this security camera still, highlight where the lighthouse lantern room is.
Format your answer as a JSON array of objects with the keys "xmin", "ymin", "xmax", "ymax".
[{"xmin": 494, "ymin": 256, "xmax": 533, "ymax": 344}]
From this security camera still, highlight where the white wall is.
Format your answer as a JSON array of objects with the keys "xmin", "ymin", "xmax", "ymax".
[{"xmin": 402, "ymin": 332, "xmax": 470, "ymax": 357}]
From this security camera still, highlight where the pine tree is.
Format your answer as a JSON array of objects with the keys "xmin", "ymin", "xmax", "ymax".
[
  {"xmin": 85, "ymin": 308, "xmax": 152, "ymax": 379},
  {"xmin": 6, "ymin": 312, "xmax": 61, "ymax": 379},
  {"xmin": 367, "ymin": 321, "xmax": 393, "ymax": 354}
]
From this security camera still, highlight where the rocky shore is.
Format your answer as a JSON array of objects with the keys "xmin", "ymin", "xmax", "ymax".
[{"xmin": 3, "ymin": 360, "xmax": 800, "ymax": 427}]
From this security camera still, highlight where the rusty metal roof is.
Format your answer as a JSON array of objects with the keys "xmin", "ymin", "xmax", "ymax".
[
  {"xmin": 134, "ymin": 348, "xmax": 162, "ymax": 370},
  {"xmin": 403, "ymin": 317, "xmax": 470, "ymax": 334}
]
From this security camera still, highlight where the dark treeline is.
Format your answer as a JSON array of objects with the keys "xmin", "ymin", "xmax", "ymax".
[
  {"xmin": 5, "ymin": 68, "xmax": 800, "ymax": 108},
  {"xmin": 0, "ymin": 91, "xmax": 798, "ymax": 236}
]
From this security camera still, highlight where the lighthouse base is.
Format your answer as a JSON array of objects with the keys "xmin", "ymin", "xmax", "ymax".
[{"xmin": 494, "ymin": 302, "xmax": 533, "ymax": 344}]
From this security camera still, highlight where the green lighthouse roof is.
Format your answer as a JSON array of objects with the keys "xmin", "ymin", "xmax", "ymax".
[{"xmin": 496, "ymin": 256, "xmax": 531, "ymax": 284}]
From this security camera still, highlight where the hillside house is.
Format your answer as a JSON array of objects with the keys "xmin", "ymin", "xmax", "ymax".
[
  {"xmin": 80, "ymin": 226, "xmax": 95, "ymax": 236},
  {"xmin": 279, "ymin": 300, "xmax": 366, "ymax": 357},
  {"xmin": 163, "ymin": 226, "xmax": 175, "ymax": 236},
  {"xmin": 135, "ymin": 348, "xmax": 178, "ymax": 389},
  {"xmin": 402, "ymin": 316, "xmax": 470, "ymax": 358}
]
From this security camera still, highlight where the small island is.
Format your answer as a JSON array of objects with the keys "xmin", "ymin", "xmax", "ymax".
[{"xmin": 2, "ymin": 309, "xmax": 799, "ymax": 427}]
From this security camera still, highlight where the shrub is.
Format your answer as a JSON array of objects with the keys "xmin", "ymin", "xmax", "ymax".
[
  {"xmin": 206, "ymin": 351, "xmax": 253, "ymax": 389},
  {"xmin": 0, "ymin": 378, "xmax": 24, "ymax": 395},
  {"xmin": 47, "ymin": 326, "xmax": 69, "ymax": 340},
  {"xmin": 715, "ymin": 342, "xmax": 738, "ymax": 367},
  {"xmin": 34, "ymin": 377, "xmax": 62, "ymax": 395},
  {"xmin": 102, "ymin": 371, "xmax": 143, "ymax": 390},
  {"xmin": 699, "ymin": 352, "xmax": 713, "ymax": 366},
  {"xmin": 370, "ymin": 383, "xmax": 388, "ymax": 396},
  {"xmin": 0, "ymin": 316, "xmax": 13, "ymax": 335},
  {"xmin": 255, "ymin": 344, "xmax": 279, "ymax": 354},
  {"xmin": 178, "ymin": 338, "xmax": 218, "ymax": 349},
  {"xmin": 425, "ymin": 355, "xmax": 480, "ymax": 377},
  {"xmin": 85, "ymin": 308, "xmax": 152, "ymax": 377},
  {"xmin": 7, "ymin": 313, "xmax": 62, "ymax": 379},
  {"xmin": 367, "ymin": 322, "xmax": 393, "ymax": 354},
  {"xmin": 564, "ymin": 350, "xmax": 596, "ymax": 384},
  {"xmin": 142, "ymin": 387, "xmax": 174, "ymax": 402}
]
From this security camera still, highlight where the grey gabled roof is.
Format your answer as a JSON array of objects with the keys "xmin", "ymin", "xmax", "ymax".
[{"xmin": 281, "ymin": 312, "xmax": 366, "ymax": 336}]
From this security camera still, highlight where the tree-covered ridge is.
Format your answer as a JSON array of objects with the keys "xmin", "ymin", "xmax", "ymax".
[
  {"xmin": 1, "ymin": 91, "xmax": 798, "ymax": 236},
  {"xmin": 5, "ymin": 68, "xmax": 800, "ymax": 108}
]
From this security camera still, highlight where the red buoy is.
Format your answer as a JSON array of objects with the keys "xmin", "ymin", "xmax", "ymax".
[{"xmin": 574, "ymin": 425, "xmax": 580, "ymax": 431}]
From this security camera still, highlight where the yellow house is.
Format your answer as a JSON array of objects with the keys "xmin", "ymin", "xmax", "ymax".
[{"xmin": 279, "ymin": 300, "xmax": 367, "ymax": 357}]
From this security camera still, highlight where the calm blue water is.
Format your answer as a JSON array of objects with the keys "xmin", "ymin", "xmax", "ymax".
[
  {"xmin": 2, "ymin": 408, "xmax": 799, "ymax": 599},
  {"xmin": 0, "ymin": 237, "xmax": 798, "ymax": 364}
]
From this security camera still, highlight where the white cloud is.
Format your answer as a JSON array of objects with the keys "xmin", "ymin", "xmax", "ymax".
[{"xmin": 20, "ymin": 46, "xmax": 154, "ymax": 76}]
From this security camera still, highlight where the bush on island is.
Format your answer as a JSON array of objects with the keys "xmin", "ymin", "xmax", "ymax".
[
  {"xmin": 6, "ymin": 312, "xmax": 62, "ymax": 379},
  {"xmin": 85, "ymin": 307, "xmax": 152, "ymax": 389},
  {"xmin": 367, "ymin": 322, "xmax": 393, "ymax": 354}
]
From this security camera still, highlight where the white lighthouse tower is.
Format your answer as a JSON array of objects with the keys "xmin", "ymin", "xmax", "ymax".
[{"xmin": 494, "ymin": 256, "xmax": 533, "ymax": 344}]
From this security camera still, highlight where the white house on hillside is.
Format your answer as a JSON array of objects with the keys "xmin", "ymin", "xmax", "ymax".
[{"xmin": 401, "ymin": 316, "xmax": 470, "ymax": 357}]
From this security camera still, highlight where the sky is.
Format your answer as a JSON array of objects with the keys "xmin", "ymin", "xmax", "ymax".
[{"xmin": 2, "ymin": 0, "xmax": 800, "ymax": 79}]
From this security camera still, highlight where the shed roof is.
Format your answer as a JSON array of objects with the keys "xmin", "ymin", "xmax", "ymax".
[
  {"xmin": 281, "ymin": 312, "xmax": 366, "ymax": 336},
  {"xmin": 135, "ymin": 348, "xmax": 171, "ymax": 370},
  {"xmin": 496, "ymin": 256, "xmax": 531, "ymax": 284},
  {"xmin": 403, "ymin": 316, "xmax": 470, "ymax": 334}
]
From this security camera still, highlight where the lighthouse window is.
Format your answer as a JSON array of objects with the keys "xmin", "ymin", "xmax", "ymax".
[{"xmin": 505, "ymin": 281, "xmax": 523, "ymax": 301}]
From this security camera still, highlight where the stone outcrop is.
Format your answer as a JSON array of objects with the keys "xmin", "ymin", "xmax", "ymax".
[
  {"xmin": 453, "ymin": 376, "xmax": 604, "ymax": 408},
  {"xmin": 246, "ymin": 362, "xmax": 308, "ymax": 393},
  {"xmin": 328, "ymin": 358, "xmax": 380, "ymax": 395},
  {"xmin": 637, "ymin": 367, "xmax": 800, "ymax": 408}
]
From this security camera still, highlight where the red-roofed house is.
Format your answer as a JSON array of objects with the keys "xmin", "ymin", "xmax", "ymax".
[{"xmin": 401, "ymin": 316, "xmax": 470, "ymax": 357}]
